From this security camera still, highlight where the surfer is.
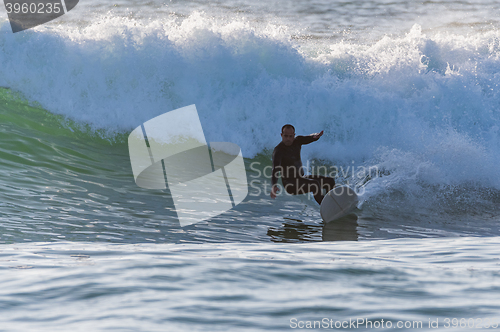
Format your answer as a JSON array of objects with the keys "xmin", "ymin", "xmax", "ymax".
[{"xmin": 270, "ymin": 124, "xmax": 336, "ymax": 205}]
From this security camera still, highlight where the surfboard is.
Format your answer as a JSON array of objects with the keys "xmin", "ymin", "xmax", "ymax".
[{"xmin": 320, "ymin": 185, "xmax": 358, "ymax": 223}]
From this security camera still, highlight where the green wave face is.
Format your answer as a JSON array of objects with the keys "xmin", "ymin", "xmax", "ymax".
[{"xmin": 0, "ymin": 89, "xmax": 182, "ymax": 243}]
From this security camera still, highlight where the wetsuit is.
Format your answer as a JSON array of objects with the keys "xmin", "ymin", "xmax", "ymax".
[{"xmin": 272, "ymin": 135, "xmax": 335, "ymax": 205}]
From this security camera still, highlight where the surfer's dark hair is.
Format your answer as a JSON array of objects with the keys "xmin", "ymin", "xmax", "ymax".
[{"xmin": 281, "ymin": 124, "xmax": 295, "ymax": 133}]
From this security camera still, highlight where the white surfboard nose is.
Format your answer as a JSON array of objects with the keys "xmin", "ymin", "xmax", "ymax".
[{"xmin": 320, "ymin": 185, "xmax": 359, "ymax": 223}]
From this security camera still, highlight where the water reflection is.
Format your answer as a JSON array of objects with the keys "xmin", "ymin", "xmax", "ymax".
[
  {"xmin": 322, "ymin": 214, "xmax": 359, "ymax": 241},
  {"xmin": 267, "ymin": 214, "xmax": 359, "ymax": 242}
]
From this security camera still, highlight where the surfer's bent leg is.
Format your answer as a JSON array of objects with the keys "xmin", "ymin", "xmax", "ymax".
[
  {"xmin": 303, "ymin": 175, "xmax": 336, "ymax": 204},
  {"xmin": 305, "ymin": 175, "xmax": 336, "ymax": 193},
  {"xmin": 283, "ymin": 177, "xmax": 323, "ymax": 205}
]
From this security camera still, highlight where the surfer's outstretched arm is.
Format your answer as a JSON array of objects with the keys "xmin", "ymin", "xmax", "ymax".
[
  {"xmin": 311, "ymin": 130, "xmax": 323, "ymax": 140},
  {"xmin": 298, "ymin": 130, "xmax": 324, "ymax": 145}
]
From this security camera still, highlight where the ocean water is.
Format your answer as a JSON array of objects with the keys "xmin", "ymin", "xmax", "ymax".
[{"xmin": 1, "ymin": 0, "xmax": 500, "ymax": 330}]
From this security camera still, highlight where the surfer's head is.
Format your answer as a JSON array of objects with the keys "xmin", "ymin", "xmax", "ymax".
[{"xmin": 281, "ymin": 124, "xmax": 295, "ymax": 146}]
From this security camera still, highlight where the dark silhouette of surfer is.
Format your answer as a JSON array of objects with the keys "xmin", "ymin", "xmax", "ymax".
[{"xmin": 270, "ymin": 124, "xmax": 335, "ymax": 205}]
